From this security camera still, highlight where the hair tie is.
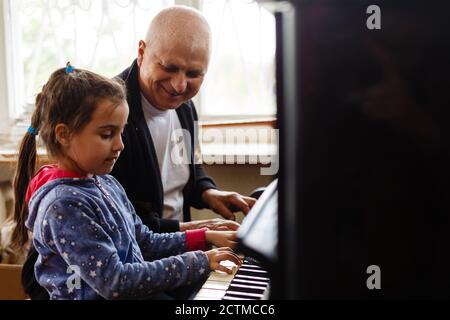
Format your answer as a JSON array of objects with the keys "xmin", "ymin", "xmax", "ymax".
[
  {"xmin": 28, "ymin": 126, "xmax": 38, "ymax": 136},
  {"xmin": 66, "ymin": 62, "xmax": 75, "ymax": 74}
]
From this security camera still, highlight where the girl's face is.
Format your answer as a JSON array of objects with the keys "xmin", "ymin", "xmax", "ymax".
[{"xmin": 63, "ymin": 99, "xmax": 129, "ymax": 176}]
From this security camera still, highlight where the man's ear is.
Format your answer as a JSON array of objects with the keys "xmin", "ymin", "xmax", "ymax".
[
  {"xmin": 55, "ymin": 123, "xmax": 71, "ymax": 147},
  {"xmin": 137, "ymin": 40, "xmax": 146, "ymax": 67}
]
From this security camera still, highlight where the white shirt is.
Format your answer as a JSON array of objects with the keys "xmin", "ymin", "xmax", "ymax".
[{"xmin": 141, "ymin": 94, "xmax": 190, "ymax": 222}]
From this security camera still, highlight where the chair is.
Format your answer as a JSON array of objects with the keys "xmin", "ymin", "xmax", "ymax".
[{"xmin": 0, "ymin": 264, "xmax": 28, "ymax": 300}]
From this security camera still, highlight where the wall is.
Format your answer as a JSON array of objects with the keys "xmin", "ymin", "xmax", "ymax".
[{"xmin": 191, "ymin": 164, "xmax": 274, "ymax": 223}]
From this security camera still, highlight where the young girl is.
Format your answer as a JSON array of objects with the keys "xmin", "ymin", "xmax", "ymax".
[{"xmin": 11, "ymin": 64, "xmax": 241, "ymax": 300}]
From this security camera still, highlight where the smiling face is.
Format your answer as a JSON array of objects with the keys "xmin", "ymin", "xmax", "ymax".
[
  {"xmin": 137, "ymin": 39, "xmax": 209, "ymax": 110},
  {"xmin": 60, "ymin": 99, "xmax": 129, "ymax": 176}
]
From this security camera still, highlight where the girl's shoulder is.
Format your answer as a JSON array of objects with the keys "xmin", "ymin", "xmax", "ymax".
[
  {"xmin": 96, "ymin": 174, "xmax": 126, "ymax": 192},
  {"xmin": 29, "ymin": 177, "xmax": 99, "ymax": 212},
  {"xmin": 26, "ymin": 179, "xmax": 99, "ymax": 232},
  {"xmin": 95, "ymin": 175, "xmax": 131, "ymax": 206}
]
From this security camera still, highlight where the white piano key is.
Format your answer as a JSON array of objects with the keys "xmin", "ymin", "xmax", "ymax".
[
  {"xmin": 202, "ymin": 281, "xmax": 231, "ymax": 290},
  {"xmin": 194, "ymin": 296, "xmax": 215, "ymax": 300},
  {"xmin": 208, "ymin": 271, "xmax": 236, "ymax": 282},
  {"xmin": 195, "ymin": 288, "xmax": 227, "ymax": 299}
]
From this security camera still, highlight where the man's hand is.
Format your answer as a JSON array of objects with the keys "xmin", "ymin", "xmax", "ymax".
[
  {"xmin": 179, "ymin": 218, "xmax": 240, "ymax": 232},
  {"xmin": 205, "ymin": 230, "xmax": 238, "ymax": 250},
  {"xmin": 202, "ymin": 189, "xmax": 256, "ymax": 220}
]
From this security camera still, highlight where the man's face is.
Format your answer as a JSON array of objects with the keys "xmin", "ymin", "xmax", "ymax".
[{"xmin": 137, "ymin": 40, "xmax": 209, "ymax": 110}]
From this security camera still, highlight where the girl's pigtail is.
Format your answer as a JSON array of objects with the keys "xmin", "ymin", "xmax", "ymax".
[{"xmin": 11, "ymin": 93, "xmax": 43, "ymax": 250}]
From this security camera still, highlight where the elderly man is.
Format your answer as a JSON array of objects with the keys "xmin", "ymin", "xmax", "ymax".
[{"xmin": 111, "ymin": 6, "xmax": 256, "ymax": 233}]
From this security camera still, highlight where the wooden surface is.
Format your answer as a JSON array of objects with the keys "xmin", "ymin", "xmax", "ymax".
[{"xmin": 0, "ymin": 264, "xmax": 28, "ymax": 300}]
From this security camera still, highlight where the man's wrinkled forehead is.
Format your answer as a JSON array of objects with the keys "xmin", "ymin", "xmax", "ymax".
[
  {"xmin": 152, "ymin": 38, "xmax": 209, "ymax": 66},
  {"xmin": 148, "ymin": 28, "xmax": 210, "ymax": 60}
]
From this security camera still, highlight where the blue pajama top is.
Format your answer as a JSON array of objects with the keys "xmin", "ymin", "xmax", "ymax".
[{"xmin": 25, "ymin": 174, "xmax": 209, "ymax": 300}]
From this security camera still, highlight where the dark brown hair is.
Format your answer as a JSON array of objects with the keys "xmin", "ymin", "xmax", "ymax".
[{"xmin": 11, "ymin": 66, "xmax": 126, "ymax": 250}]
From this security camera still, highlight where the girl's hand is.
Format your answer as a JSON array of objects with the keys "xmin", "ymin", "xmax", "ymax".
[
  {"xmin": 205, "ymin": 230, "xmax": 238, "ymax": 250},
  {"xmin": 205, "ymin": 247, "xmax": 242, "ymax": 274}
]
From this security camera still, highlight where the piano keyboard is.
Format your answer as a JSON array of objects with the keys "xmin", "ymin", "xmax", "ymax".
[{"xmin": 194, "ymin": 257, "xmax": 270, "ymax": 300}]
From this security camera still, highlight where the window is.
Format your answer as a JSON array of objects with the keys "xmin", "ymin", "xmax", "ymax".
[
  {"xmin": 3, "ymin": 0, "xmax": 173, "ymax": 120},
  {"xmin": 1, "ymin": 0, "xmax": 276, "ymax": 124},
  {"xmin": 200, "ymin": 0, "xmax": 276, "ymax": 120}
]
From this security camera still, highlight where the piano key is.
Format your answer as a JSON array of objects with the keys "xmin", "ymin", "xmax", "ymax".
[
  {"xmin": 237, "ymin": 268, "xmax": 268, "ymax": 274},
  {"xmin": 207, "ymin": 271, "xmax": 236, "ymax": 282},
  {"xmin": 193, "ymin": 256, "xmax": 270, "ymax": 300},
  {"xmin": 235, "ymin": 274, "xmax": 270, "ymax": 281},
  {"xmin": 194, "ymin": 296, "xmax": 216, "ymax": 300},
  {"xmin": 202, "ymin": 281, "xmax": 230, "ymax": 291},
  {"xmin": 231, "ymin": 278, "xmax": 269, "ymax": 286},
  {"xmin": 195, "ymin": 288, "xmax": 227, "ymax": 299},
  {"xmin": 222, "ymin": 295, "xmax": 253, "ymax": 300},
  {"xmin": 236, "ymin": 270, "xmax": 269, "ymax": 277},
  {"xmin": 228, "ymin": 287, "xmax": 266, "ymax": 295},
  {"xmin": 224, "ymin": 291, "xmax": 265, "ymax": 299},
  {"xmin": 229, "ymin": 283, "xmax": 268, "ymax": 291}
]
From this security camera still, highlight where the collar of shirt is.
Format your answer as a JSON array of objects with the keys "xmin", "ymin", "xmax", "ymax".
[{"xmin": 140, "ymin": 92, "xmax": 170, "ymax": 118}]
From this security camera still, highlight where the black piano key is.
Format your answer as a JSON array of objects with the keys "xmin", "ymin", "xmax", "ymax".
[
  {"xmin": 236, "ymin": 269, "xmax": 268, "ymax": 278},
  {"xmin": 235, "ymin": 274, "xmax": 270, "ymax": 281},
  {"xmin": 228, "ymin": 284, "xmax": 266, "ymax": 294},
  {"xmin": 238, "ymin": 267, "xmax": 268, "ymax": 274}
]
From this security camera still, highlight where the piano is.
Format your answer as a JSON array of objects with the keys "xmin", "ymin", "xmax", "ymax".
[
  {"xmin": 193, "ymin": 0, "xmax": 450, "ymax": 299},
  {"xmin": 192, "ymin": 180, "xmax": 278, "ymax": 300}
]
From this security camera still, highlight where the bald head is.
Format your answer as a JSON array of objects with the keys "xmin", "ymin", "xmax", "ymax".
[{"xmin": 145, "ymin": 6, "xmax": 211, "ymax": 59}]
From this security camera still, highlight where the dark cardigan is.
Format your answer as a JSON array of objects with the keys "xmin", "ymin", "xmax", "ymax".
[{"xmin": 111, "ymin": 59, "xmax": 217, "ymax": 232}]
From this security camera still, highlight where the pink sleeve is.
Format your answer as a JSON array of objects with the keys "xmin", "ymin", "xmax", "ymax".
[{"xmin": 185, "ymin": 228, "xmax": 208, "ymax": 251}]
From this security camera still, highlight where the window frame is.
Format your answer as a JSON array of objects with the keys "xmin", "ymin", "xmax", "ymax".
[{"xmin": 0, "ymin": 0, "xmax": 15, "ymax": 133}]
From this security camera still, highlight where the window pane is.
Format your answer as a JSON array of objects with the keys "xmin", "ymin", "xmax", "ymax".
[
  {"xmin": 10, "ymin": 0, "xmax": 173, "ymax": 115},
  {"xmin": 200, "ymin": 0, "xmax": 276, "ymax": 118}
]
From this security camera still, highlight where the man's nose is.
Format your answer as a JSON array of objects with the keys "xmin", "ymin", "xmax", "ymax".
[{"xmin": 171, "ymin": 73, "xmax": 187, "ymax": 94}]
